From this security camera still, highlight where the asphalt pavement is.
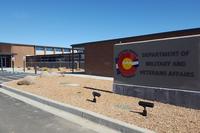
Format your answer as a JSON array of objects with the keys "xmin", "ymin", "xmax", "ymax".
[
  {"xmin": 0, "ymin": 92, "xmax": 97, "ymax": 133},
  {"xmin": 0, "ymin": 70, "xmax": 98, "ymax": 133}
]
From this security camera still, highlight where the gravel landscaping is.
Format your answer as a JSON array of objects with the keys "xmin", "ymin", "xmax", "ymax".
[{"xmin": 5, "ymin": 74, "xmax": 200, "ymax": 133}]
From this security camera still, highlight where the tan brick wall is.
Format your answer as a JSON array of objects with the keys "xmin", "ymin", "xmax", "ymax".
[{"xmin": 11, "ymin": 45, "xmax": 35, "ymax": 67}]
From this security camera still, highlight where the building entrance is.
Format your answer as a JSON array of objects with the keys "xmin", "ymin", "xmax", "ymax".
[{"xmin": 0, "ymin": 55, "xmax": 11, "ymax": 68}]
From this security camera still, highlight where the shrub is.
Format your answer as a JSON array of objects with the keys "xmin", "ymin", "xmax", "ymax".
[
  {"xmin": 57, "ymin": 67, "xmax": 60, "ymax": 71},
  {"xmin": 40, "ymin": 71, "xmax": 50, "ymax": 77}
]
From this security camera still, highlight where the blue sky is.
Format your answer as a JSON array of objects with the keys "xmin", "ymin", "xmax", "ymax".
[{"xmin": 0, "ymin": 0, "xmax": 200, "ymax": 47}]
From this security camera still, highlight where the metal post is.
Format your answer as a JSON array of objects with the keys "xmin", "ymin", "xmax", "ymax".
[
  {"xmin": 23, "ymin": 60, "xmax": 25, "ymax": 72},
  {"xmin": 78, "ymin": 53, "xmax": 81, "ymax": 70},
  {"xmin": 1, "ymin": 57, "xmax": 3, "ymax": 71},
  {"xmin": 68, "ymin": 54, "xmax": 70, "ymax": 69},
  {"xmin": 72, "ymin": 47, "xmax": 74, "ymax": 73},
  {"xmin": 23, "ymin": 56, "xmax": 26, "ymax": 72},
  {"xmin": 44, "ymin": 47, "xmax": 46, "ymax": 55},
  {"xmin": 11, "ymin": 56, "xmax": 15, "ymax": 73},
  {"xmin": 12, "ymin": 61, "xmax": 14, "ymax": 73},
  {"xmin": 34, "ymin": 66, "xmax": 37, "ymax": 74}
]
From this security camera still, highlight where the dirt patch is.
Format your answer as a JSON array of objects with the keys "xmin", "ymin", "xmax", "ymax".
[{"xmin": 6, "ymin": 75, "xmax": 200, "ymax": 133}]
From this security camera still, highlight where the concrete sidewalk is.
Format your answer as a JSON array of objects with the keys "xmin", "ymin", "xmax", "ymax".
[
  {"xmin": 64, "ymin": 73, "xmax": 113, "ymax": 81},
  {"xmin": 2, "ymin": 68, "xmax": 113, "ymax": 81},
  {"xmin": 2, "ymin": 67, "xmax": 40, "ymax": 74}
]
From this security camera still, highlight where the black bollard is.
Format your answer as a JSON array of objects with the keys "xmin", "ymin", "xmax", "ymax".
[{"xmin": 34, "ymin": 66, "xmax": 37, "ymax": 74}]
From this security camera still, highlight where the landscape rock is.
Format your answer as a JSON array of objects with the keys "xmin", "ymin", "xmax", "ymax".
[{"xmin": 17, "ymin": 76, "xmax": 36, "ymax": 85}]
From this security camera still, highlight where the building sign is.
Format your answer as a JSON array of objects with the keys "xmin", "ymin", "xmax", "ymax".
[
  {"xmin": 114, "ymin": 36, "xmax": 200, "ymax": 92},
  {"xmin": 115, "ymin": 50, "xmax": 139, "ymax": 77}
]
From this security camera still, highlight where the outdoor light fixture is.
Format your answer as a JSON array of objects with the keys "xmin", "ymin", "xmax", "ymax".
[
  {"xmin": 138, "ymin": 101, "xmax": 154, "ymax": 116},
  {"xmin": 92, "ymin": 91, "xmax": 101, "ymax": 103}
]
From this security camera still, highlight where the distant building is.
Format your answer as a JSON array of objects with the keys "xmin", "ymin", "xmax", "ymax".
[{"xmin": 0, "ymin": 42, "xmax": 69, "ymax": 68}]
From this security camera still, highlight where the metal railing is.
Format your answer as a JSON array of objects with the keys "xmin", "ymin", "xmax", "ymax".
[{"xmin": 26, "ymin": 61, "xmax": 84, "ymax": 69}]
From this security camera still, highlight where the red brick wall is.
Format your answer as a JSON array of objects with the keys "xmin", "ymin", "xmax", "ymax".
[
  {"xmin": 82, "ymin": 29, "xmax": 200, "ymax": 77},
  {"xmin": 0, "ymin": 45, "xmax": 11, "ymax": 53},
  {"xmin": 85, "ymin": 43, "xmax": 115, "ymax": 77}
]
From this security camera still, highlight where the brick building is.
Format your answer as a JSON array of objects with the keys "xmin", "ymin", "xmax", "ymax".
[
  {"xmin": 0, "ymin": 42, "xmax": 69, "ymax": 68},
  {"xmin": 71, "ymin": 28, "xmax": 200, "ymax": 77},
  {"xmin": 1, "ymin": 28, "xmax": 200, "ymax": 75}
]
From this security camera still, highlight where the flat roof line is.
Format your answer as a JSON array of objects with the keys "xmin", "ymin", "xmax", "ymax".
[
  {"xmin": 116, "ymin": 34, "xmax": 200, "ymax": 45},
  {"xmin": 71, "ymin": 27, "xmax": 200, "ymax": 47},
  {"xmin": 0, "ymin": 42, "xmax": 68, "ymax": 49}
]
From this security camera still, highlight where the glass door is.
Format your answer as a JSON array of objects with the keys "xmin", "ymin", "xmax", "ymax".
[
  {"xmin": 2, "ymin": 57, "xmax": 6, "ymax": 67},
  {"xmin": 0, "ymin": 56, "xmax": 11, "ymax": 68}
]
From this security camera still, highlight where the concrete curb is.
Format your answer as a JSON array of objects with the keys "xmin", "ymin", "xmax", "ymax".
[
  {"xmin": 64, "ymin": 73, "xmax": 113, "ymax": 81},
  {"xmin": 0, "ymin": 84, "xmax": 154, "ymax": 133}
]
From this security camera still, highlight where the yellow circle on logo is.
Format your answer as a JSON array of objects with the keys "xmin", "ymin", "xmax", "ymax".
[{"xmin": 122, "ymin": 58, "xmax": 132, "ymax": 70}]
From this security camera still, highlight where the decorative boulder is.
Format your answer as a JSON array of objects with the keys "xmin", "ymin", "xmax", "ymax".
[{"xmin": 17, "ymin": 76, "xmax": 36, "ymax": 85}]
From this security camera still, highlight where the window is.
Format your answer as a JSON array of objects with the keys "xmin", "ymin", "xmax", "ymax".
[
  {"xmin": 36, "ymin": 47, "xmax": 44, "ymax": 51},
  {"xmin": 64, "ymin": 48, "xmax": 70, "ymax": 52},
  {"xmin": 55, "ymin": 48, "xmax": 62, "ymax": 52},
  {"xmin": 46, "ymin": 47, "xmax": 53, "ymax": 51}
]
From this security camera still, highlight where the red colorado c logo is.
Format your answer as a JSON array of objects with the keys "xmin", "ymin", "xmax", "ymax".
[{"xmin": 116, "ymin": 50, "xmax": 139, "ymax": 77}]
